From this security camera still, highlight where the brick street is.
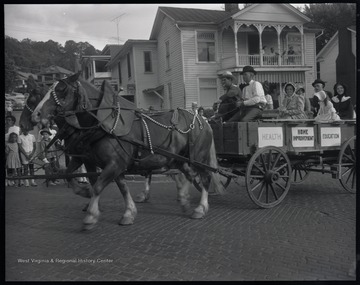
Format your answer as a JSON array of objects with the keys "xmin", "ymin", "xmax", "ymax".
[{"xmin": 5, "ymin": 171, "xmax": 356, "ymax": 281}]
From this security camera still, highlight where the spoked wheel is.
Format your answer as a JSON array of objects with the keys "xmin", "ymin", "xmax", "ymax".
[
  {"xmin": 193, "ymin": 173, "xmax": 231, "ymax": 194},
  {"xmin": 292, "ymin": 160, "xmax": 311, "ymax": 184},
  {"xmin": 338, "ymin": 136, "xmax": 356, "ymax": 193},
  {"xmin": 246, "ymin": 146, "xmax": 292, "ymax": 208}
]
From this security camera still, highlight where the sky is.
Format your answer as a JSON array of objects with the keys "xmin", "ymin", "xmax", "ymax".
[{"xmin": 5, "ymin": 3, "xmax": 306, "ymax": 51}]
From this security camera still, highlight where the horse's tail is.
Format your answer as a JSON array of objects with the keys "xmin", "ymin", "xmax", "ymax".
[{"xmin": 207, "ymin": 139, "xmax": 225, "ymax": 195}]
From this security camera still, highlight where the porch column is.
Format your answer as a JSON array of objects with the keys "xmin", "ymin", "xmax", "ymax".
[
  {"xmin": 298, "ymin": 25, "xmax": 305, "ymax": 66},
  {"xmin": 276, "ymin": 25, "xmax": 285, "ymax": 66},
  {"xmin": 255, "ymin": 24, "xmax": 265, "ymax": 66},
  {"xmin": 234, "ymin": 22, "xmax": 239, "ymax": 67}
]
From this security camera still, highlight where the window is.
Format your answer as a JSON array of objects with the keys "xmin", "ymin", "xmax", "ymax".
[
  {"xmin": 199, "ymin": 78, "xmax": 217, "ymax": 108},
  {"xmin": 118, "ymin": 61, "xmax": 122, "ymax": 84},
  {"xmin": 127, "ymin": 53, "xmax": 131, "ymax": 78},
  {"xmin": 197, "ymin": 31, "xmax": 216, "ymax": 62},
  {"xmin": 144, "ymin": 51, "xmax": 152, "ymax": 72},
  {"xmin": 95, "ymin": 61, "xmax": 107, "ymax": 72},
  {"xmin": 165, "ymin": 41, "xmax": 170, "ymax": 70}
]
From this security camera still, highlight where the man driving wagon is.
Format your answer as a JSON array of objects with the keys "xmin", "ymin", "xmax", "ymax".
[{"xmin": 213, "ymin": 66, "xmax": 267, "ymax": 122}]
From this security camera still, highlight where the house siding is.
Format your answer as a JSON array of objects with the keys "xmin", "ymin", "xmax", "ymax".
[
  {"xmin": 182, "ymin": 28, "xmax": 222, "ymax": 108},
  {"xmin": 156, "ymin": 17, "xmax": 184, "ymax": 109},
  {"xmin": 319, "ymin": 40, "xmax": 338, "ymax": 94},
  {"xmin": 234, "ymin": 4, "xmax": 307, "ymax": 23},
  {"xmin": 133, "ymin": 44, "xmax": 160, "ymax": 109}
]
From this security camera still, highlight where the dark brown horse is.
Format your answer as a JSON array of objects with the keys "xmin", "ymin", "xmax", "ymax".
[
  {"xmin": 32, "ymin": 73, "xmax": 223, "ymax": 230},
  {"xmin": 20, "ymin": 76, "xmax": 186, "ymax": 204}
]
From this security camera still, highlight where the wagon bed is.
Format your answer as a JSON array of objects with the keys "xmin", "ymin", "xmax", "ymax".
[{"xmin": 210, "ymin": 118, "xmax": 356, "ymax": 208}]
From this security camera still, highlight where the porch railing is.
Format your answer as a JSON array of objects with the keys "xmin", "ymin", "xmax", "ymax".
[
  {"xmin": 238, "ymin": 55, "xmax": 260, "ymax": 66},
  {"xmin": 237, "ymin": 54, "xmax": 302, "ymax": 67},
  {"xmin": 281, "ymin": 55, "xmax": 302, "ymax": 66}
]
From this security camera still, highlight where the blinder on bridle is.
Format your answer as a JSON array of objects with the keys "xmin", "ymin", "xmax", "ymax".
[{"xmin": 50, "ymin": 80, "xmax": 83, "ymax": 116}]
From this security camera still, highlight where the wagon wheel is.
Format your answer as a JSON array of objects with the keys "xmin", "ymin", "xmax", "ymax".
[
  {"xmin": 246, "ymin": 146, "xmax": 292, "ymax": 208},
  {"xmin": 193, "ymin": 173, "xmax": 231, "ymax": 194},
  {"xmin": 291, "ymin": 160, "xmax": 311, "ymax": 184},
  {"xmin": 338, "ymin": 136, "xmax": 356, "ymax": 193}
]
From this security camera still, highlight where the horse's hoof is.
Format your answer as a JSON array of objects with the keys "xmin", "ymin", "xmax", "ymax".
[
  {"xmin": 119, "ymin": 216, "xmax": 135, "ymax": 226},
  {"xmin": 191, "ymin": 205, "xmax": 208, "ymax": 219},
  {"xmin": 134, "ymin": 193, "xmax": 149, "ymax": 203},
  {"xmin": 81, "ymin": 223, "xmax": 96, "ymax": 231},
  {"xmin": 83, "ymin": 214, "xmax": 98, "ymax": 226}
]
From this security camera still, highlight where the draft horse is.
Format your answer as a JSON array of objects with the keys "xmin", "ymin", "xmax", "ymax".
[
  {"xmin": 32, "ymin": 73, "xmax": 223, "ymax": 230},
  {"xmin": 21, "ymin": 76, "xmax": 177, "ymax": 204}
]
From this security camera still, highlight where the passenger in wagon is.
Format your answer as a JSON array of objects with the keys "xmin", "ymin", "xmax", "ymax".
[
  {"xmin": 311, "ymin": 79, "xmax": 333, "ymax": 115},
  {"xmin": 212, "ymin": 71, "xmax": 242, "ymax": 122},
  {"xmin": 331, "ymin": 83, "xmax": 354, "ymax": 120},
  {"xmin": 228, "ymin": 65, "xmax": 267, "ymax": 122},
  {"xmin": 278, "ymin": 82, "xmax": 307, "ymax": 120},
  {"xmin": 295, "ymin": 84, "xmax": 313, "ymax": 118},
  {"xmin": 312, "ymin": 90, "xmax": 340, "ymax": 122},
  {"xmin": 262, "ymin": 81, "xmax": 273, "ymax": 110}
]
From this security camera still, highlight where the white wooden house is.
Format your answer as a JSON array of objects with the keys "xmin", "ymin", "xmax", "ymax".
[
  {"xmin": 107, "ymin": 4, "xmax": 323, "ymax": 110},
  {"xmin": 80, "ymin": 44, "xmax": 122, "ymax": 91}
]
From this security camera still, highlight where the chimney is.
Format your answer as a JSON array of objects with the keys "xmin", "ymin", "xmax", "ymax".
[
  {"xmin": 336, "ymin": 27, "xmax": 356, "ymax": 104},
  {"xmin": 225, "ymin": 4, "xmax": 240, "ymax": 13}
]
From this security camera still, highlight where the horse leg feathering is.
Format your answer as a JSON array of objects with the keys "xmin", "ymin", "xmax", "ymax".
[{"xmin": 115, "ymin": 175, "xmax": 137, "ymax": 225}]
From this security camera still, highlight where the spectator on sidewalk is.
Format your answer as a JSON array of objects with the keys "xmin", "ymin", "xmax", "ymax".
[
  {"xmin": 6, "ymin": 133, "xmax": 22, "ymax": 187},
  {"xmin": 18, "ymin": 128, "xmax": 37, "ymax": 187}
]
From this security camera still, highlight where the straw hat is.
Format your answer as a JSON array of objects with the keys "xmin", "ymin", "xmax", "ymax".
[{"xmin": 219, "ymin": 71, "xmax": 237, "ymax": 82}]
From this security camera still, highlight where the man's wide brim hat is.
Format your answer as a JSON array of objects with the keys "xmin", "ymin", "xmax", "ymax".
[
  {"xmin": 312, "ymin": 79, "xmax": 326, "ymax": 87},
  {"xmin": 219, "ymin": 71, "xmax": 237, "ymax": 82},
  {"xmin": 240, "ymin": 65, "xmax": 257, "ymax": 75}
]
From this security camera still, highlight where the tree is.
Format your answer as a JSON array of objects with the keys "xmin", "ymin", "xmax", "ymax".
[
  {"xmin": 302, "ymin": 3, "xmax": 356, "ymax": 52},
  {"xmin": 5, "ymin": 53, "xmax": 17, "ymax": 93}
]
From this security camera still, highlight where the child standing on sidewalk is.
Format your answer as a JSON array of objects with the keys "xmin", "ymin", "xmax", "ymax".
[
  {"xmin": 18, "ymin": 128, "xmax": 37, "ymax": 187},
  {"xmin": 39, "ymin": 128, "xmax": 59, "ymax": 186},
  {"xmin": 6, "ymin": 132, "xmax": 22, "ymax": 187}
]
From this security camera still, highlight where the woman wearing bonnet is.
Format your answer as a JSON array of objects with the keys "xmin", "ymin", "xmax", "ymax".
[{"xmin": 313, "ymin": 90, "xmax": 340, "ymax": 122}]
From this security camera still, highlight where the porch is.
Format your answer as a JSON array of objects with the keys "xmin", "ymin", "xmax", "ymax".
[
  {"xmin": 220, "ymin": 20, "xmax": 305, "ymax": 69},
  {"xmin": 222, "ymin": 54, "xmax": 302, "ymax": 69}
]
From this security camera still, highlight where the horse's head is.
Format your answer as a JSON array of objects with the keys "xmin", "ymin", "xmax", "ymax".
[
  {"xmin": 32, "ymin": 72, "xmax": 91, "ymax": 126},
  {"xmin": 19, "ymin": 76, "xmax": 49, "ymax": 132}
]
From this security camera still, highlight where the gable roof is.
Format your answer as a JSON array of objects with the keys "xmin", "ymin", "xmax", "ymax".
[
  {"xmin": 229, "ymin": 3, "xmax": 311, "ymax": 22},
  {"xmin": 150, "ymin": 6, "xmax": 231, "ymax": 39},
  {"xmin": 17, "ymin": 71, "xmax": 38, "ymax": 81},
  {"xmin": 37, "ymin": 65, "xmax": 73, "ymax": 76},
  {"xmin": 101, "ymin": 44, "xmax": 123, "ymax": 56},
  {"xmin": 317, "ymin": 31, "xmax": 338, "ymax": 59},
  {"xmin": 159, "ymin": 6, "xmax": 231, "ymax": 23},
  {"xmin": 106, "ymin": 39, "xmax": 157, "ymax": 68},
  {"xmin": 150, "ymin": 4, "xmax": 315, "ymax": 39},
  {"xmin": 317, "ymin": 25, "xmax": 356, "ymax": 59}
]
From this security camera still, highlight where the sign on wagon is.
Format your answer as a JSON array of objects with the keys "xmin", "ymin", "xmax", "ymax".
[{"xmin": 320, "ymin": 127, "xmax": 341, "ymax": 147}]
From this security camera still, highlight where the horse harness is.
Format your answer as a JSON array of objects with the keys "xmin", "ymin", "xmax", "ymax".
[{"xmin": 50, "ymin": 79, "xmax": 207, "ymax": 167}]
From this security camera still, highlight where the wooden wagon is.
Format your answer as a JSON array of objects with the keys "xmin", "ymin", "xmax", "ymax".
[{"xmin": 210, "ymin": 118, "xmax": 356, "ymax": 208}]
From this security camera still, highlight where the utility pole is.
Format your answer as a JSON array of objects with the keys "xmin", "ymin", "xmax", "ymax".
[{"xmin": 111, "ymin": 13, "xmax": 126, "ymax": 45}]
